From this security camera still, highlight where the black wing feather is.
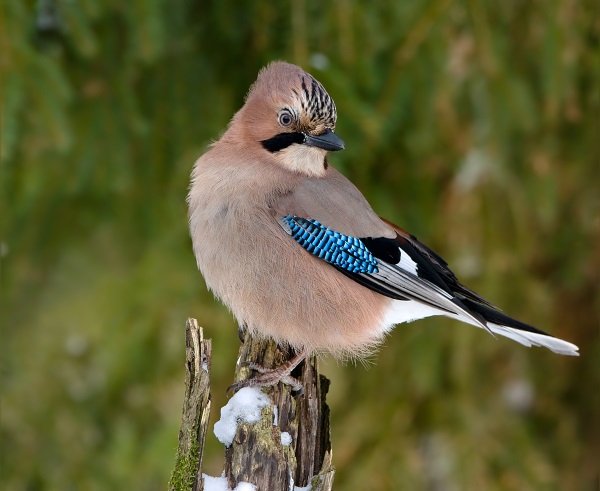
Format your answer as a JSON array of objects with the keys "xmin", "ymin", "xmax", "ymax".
[
  {"xmin": 402, "ymin": 233, "xmax": 497, "ymax": 308},
  {"xmin": 334, "ymin": 265, "xmax": 409, "ymax": 300},
  {"xmin": 460, "ymin": 298, "xmax": 547, "ymax": 336},
  {"xmin": 374, "ymin": 219, "xmax": 498, "ymax": 308}
]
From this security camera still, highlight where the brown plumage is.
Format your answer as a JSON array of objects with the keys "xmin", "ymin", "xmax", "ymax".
[
  {"xmin": 188, "ymin": 124, "xmax": 393, "ymax": 358},
  {"xmin": 187, "ymin": 61, "xmax": 579, "ymax": 365}
]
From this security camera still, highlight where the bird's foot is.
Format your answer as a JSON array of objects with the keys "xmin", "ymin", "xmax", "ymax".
[{"xmin": 228, "ymin": 350, "xmax": 307, "ymax": 395}]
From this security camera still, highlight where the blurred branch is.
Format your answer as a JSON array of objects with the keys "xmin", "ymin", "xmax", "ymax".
[
  {"xmin": 168, "ymin": 319, "xmax": 212, "ymax": 491},
  {"xmin": 225, "ymin": 334, "xmax": 334, "ymax": 490}
]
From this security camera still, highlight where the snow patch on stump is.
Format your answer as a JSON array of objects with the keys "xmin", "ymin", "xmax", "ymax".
[
  {"xmin": 281, "ymin": 431, "xmax": 292, "ymax": 446},
  {"xmin": 203, "ymin": 472, "xmax": 256, "ymax": 491},
  {"xmin": 213, "ymin": 387, "xmax": 271, "ymax": 447}
]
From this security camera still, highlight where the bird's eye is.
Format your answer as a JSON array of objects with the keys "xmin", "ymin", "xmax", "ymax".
[{"xmin": 278, "ymin": 111, "xmax": 293, "ymax": 127}]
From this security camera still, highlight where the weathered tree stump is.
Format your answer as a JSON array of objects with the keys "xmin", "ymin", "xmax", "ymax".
[
  {"xmin": 225, "ymin": 333, "xmax": 334, "ymax": 490},
  {"xmin": 168, "ymin": 319, "xmax": 333, "ymax": 491}
]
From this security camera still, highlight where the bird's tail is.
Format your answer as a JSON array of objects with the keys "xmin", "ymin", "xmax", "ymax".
[{"xmin": 460, "ymin": 299, "xmax": 580, "ymax": 357}]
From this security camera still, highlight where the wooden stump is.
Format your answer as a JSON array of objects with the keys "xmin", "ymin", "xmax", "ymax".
[
  {"xmin": 225, "ymin": 334, "xmax": 334, "ymax": 490},
  {"xmin": 168, "ymin": 320, "xmax": 333, "ymax": 491}
]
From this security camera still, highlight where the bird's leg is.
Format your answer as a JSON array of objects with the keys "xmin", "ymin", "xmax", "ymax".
[{"xmin": 228, "ymin": 350, "xmax": 308, "ymax": 394}]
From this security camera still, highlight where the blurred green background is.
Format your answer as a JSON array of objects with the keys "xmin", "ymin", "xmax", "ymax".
[{"xmin": 2, "ymin": 1, "xmax": 599, "ymax": 489}]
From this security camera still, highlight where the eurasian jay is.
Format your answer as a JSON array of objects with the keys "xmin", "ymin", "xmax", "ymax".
[{"xmin": 188, "ymin": 62, "xmax": 579, "ymax": 387}]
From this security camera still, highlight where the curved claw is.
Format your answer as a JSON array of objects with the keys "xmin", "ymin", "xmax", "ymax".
[
  {"xmin": 227, "ymin": 350, "xmax": 308, "ymax": 396},
  {"xmin": 237, "ymin": 360, "xmax": 270, "ymax": 373},
  {"xmin": 226, "ymin": 374, "xmax": 303, "ymax": 396}
]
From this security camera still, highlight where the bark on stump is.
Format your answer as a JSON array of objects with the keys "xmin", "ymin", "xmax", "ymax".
[
  {"xmin": 225, "ymin": 333, "xmax": 334, "ymax": 490},
  {"xmin": 168, "ymin": 319, "xmax": 334, "ymax": 491},
  {"xmin": 169, "ymin": 319, "xmax": 212, "ymax": 491}
]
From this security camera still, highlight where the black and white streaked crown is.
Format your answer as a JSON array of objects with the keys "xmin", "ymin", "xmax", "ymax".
[{"xmin": 298, "ymin": 75, "xmax": 337, "ymax": 128}]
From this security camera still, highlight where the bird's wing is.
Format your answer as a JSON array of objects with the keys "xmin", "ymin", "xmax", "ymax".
[
  {"xmin": 277, "ymin": 215, "xmax": 490, "ymax": 330},
  {"xmin": 272, "ymin": 167, "xmax": 489, "ymax": 320},
  {"xmin": 378, "ymin": 217, "xmax": 497, "ymax": 308},
  {"xmin": 271, "ymin": 169, "xmax": 579, "ymax": 356}
]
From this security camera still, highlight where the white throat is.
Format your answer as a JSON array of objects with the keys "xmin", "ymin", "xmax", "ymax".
[{"xmin": 276, "ymin": 144, "xmax": 327, "ymax": 177}]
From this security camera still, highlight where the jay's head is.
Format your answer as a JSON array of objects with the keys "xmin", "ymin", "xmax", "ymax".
[{"xmin": 231, "ymin": 61, "xmax": 345, "ymax": 177}]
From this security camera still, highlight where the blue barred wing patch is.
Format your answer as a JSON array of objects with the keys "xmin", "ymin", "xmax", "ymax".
[{"xmin": 282, "ymin": 216, "xmax": 379, "ymax": 274}]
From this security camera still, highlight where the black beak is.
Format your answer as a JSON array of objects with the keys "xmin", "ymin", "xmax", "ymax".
[{"xmin": 303, "ymin": 129, "xmax": 345, "ymax": 151}]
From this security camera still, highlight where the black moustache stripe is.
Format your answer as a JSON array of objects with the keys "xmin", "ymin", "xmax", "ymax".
[{"xmin": 261, "ymin": 132, "xmax": 305, "ymax": 152}]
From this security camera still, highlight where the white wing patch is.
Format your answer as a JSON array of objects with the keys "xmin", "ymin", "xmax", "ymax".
[{"xmin": 398, "ymin": 250, "xmax": 418, "ymax": 275}]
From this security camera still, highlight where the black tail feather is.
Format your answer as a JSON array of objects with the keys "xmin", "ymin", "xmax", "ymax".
[{"xmin": 461, "ymin": 298, "xmax": 549, "ymax": 336}]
